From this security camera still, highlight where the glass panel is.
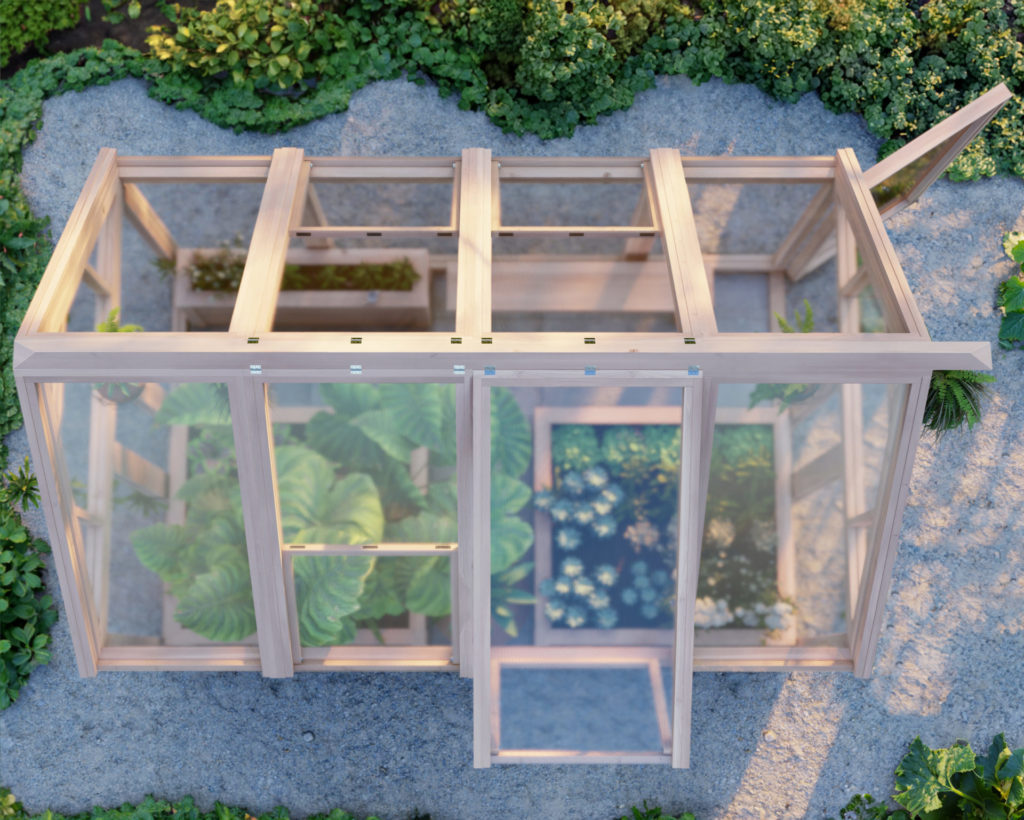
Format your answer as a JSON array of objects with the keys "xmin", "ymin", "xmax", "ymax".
[
  {"xmin": 490, "ymin": 384, "xmax": 684, "ymax": 755},
  {"xmin": 44, "ymin": 381, "xmax": 254, "ymax": 648},
  {"xmin": 704, "ymin": 382, "xmax": 909, "ymax": 647},
  {"xmin": 309, "ymin": 180, "xmax": 455, "ymax": 228},
  {"xmin": 500, "ymin": 181, "xmax": 650, "ymax": 227},
  {"xmin": 270, "ymin": 383, "xmax": 457, "ymax": 648},
  {"xmin": 713, "ymin": 272, "xmax": 771, "ymax": 332},
  {"xmin": 870, "ymin": 142, "xmax": 946, "ymax": 211},
  {"xmin": 688, "ymin": 183, "xmax": 819, "ymax": 255}
]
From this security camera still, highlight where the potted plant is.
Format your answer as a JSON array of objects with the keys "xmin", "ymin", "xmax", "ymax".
[{"xmin": 93, "ymin": 308, "xmax": 144, "ymax": 404}]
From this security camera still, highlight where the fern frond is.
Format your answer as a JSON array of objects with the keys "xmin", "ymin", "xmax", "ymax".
[{"xmin": 923, "ymin": 370, "xmax": 995, "ymax": 437}]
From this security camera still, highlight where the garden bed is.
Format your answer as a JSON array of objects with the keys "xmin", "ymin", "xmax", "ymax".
[{"xmin": 172, "ymin": 247, "xmax": 431, "ymax": 331}]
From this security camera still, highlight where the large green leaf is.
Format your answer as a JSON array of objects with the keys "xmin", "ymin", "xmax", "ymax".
[
  {"xmin": 131, "ymin": 524, "xmax": 192, "ymax": 584},
  {"xmin": 405, "ymin": 556, "xmax": 450, "ymax": 616},
  {"xmin": 373, "ymin": 458, "xmax": 428, "ymax": 521},
  {"xmin": 350, "ymin": 410, "xmax": 416, "ymax": 463},
  {"xmin": 998, "ymin": 277, "xmax": 1024, "ymax": 313},
  {"xmin": 296, "ymin": 554, "xmax": 374, "ymax": 645},
  {"xmin": 385, "ymin": 511, "xmax": 457, "ymax": 543},
  {"xmin": 305, "ymin": 410, "xmax": 389, "ymax": 474},
  {"xmin": 379, "ymin": 383, "xmax": 447, "ymax": 452},
  {"xmin": 174, "ymin": 561, "xmax": 256, "ymax": 642},
  {"xmin": 425, "ymin": 480, "xmax": 458, "ymax": 518},
  {"xmin": 318, "ymin": 383, "xmax": 381, "ymax": 420},
  {"xmin": 352, "ymin": 558, "xmax": 408, "ymax": 622},
  {"xmin": 491, "ymin": 473, "xmax": 532, "ymax": 517},
  {"xmin": 155, "ymin": 383, "xmax": 231, "ymax": 426},
  {"xmin": 894, "ymin": 738, "xmax": 977, "ymax": 817},
  {"xmin": 491, "ymin": 514, "xmax": 533, "ymax": 573},
  {"xmin": 490, "ymin": 387, "xmax": 531, "ymax": 478},
  {"xmin": 275, "ymin": 446, "xmax": 384, "ymax": 544}
]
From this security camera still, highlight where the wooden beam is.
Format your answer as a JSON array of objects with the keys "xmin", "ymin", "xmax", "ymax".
[
  {"xmin": 456, "ymin": 379, "xmax": 473, "ymax": 676},
  {"xmin": 13, "ymin": 333, "xmax": 992, "ymax": 380},
  {"xmin": 834, "ymin": 149, "xmax": 929, "ymax": 337},
  {"xmin": 790, "ymin": 444, "xmax": 843, "ymax": 500},
  {"xmin": 671, "ymin": 380, "xmax": 703, "ymax": 768},
  {"xmin": 648, "ymin": 148, "xmax": 718, "ymax": 337},
  {"xmin": 456, "ymin": 148, "xmax": 492, "ymax": 337},
  {"xmin": 123, "ymin": 182, "xmax": 177, "ymax": 261},
  {"xmin": 229, "ymin": 148, "xmax": 307, "ymax": 335},
  {"xmin": 21, "ymin": 148, "xmax": 119, "ymax": 334},
  {"xmin": 111, "ymin": 442, "xmax": 168, "ymax": 497},
  {"xmin": 471, "ymin": 374, "xmax": 492, "ymax": 767},
  {"xmin": 851, "ymin": 379, "xmax": 925, "ymax": 677},
  {"xmin": 228, "ymin": 377, "xmax": 294, "ymax": 677},
  {"xmin": 771, "ymin": 183, "xmax": 832, "ymax": 274},
  {"xmin": 862, "ymin": 84, "xmax": 1012, "ymax": 218}
]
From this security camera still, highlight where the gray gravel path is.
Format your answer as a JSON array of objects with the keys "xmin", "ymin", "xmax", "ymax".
[{"xmin": 2, "ymin": 73, "xmax": 1024, "ymax": 820}]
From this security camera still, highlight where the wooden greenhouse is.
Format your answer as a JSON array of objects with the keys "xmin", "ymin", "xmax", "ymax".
[{"xmin": 15, "ymin": 85, "xmax": 1011, "ymax": 768}]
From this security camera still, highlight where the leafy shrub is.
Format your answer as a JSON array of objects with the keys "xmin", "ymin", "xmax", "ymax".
[
  {"xmin": 0, "ymin": 0, "xmax": 85, "ymax": 68},
  {"xmin": 997, "ymin": 231, "xmax": 1024, "ymax": 349},
  {"xmin": 0, "ymin": 458, "xmax": 56, "ymax": 709},
  {"xmin": 833, "ymin": 734, "xmax": 1024, "ymax": 819},
  {"xmin": 922, "ymin": 370, "xmax": 996, "ymax": 435},
  {"xmin": 146, "ymin": 0, "xmax": 343, "ymax": 90}
]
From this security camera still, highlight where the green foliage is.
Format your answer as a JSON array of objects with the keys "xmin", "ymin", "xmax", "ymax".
[
  {"xmin": 175, "ymin": 245, "xmax": 420, "ymax": 292},
  {"xmin": 95, "ymin": 307, "xmax": 143, "ymax": 332},
  {"xmin": 0, "ymin": 459, "xmax": 56, "ymax": 709},
  {"xmin": 923, "ymin": 370, "xmax": 995, "ymax": 436},
  {"xmin": 837, "ymin": 735, "xmax": 1024, "ymax": 819},
  {"xmin": 0, "ymin": 0, "xmax": 86, "ymax": 68},
  {"xmin": 997, "ymin": 231, "xmax": 1024, "ymax": 349},
  {"xmin": 749, "ymin": 300, "xmax": 819, "ymax": 411},
  {"xmin": 620, "ymin": 803, "xmax": 695, "ymax": 820},
  {"xmin": 135, "ymin": 382, "xmax": 533, "ymax": 644},
  {"xmin": 146, "ymin": 0, "xmax": 340, "ymax": 90}
]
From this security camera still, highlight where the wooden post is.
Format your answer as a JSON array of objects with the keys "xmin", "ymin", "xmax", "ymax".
[
  {"xmin": 229, "ymin": 376, "xmax": 294, "ymax": 677},
  {"xmin": 648, "ymin": 149, "xmax": 717, "ymax": 337},
  {"xmin": 229, "ymin": 148, "xmax": 307, "ymax": 336},
  {"xmin": 456, "ymin": 149, "xmax": 492, "ymax": 337},
  {"xmin": 471, "ymin": 374, "xmax": 492, "ymax": 767}
]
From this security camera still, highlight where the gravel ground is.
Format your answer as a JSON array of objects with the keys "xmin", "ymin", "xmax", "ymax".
[{"xmin": 2, "ymin": 73, "xmax": 1024, "ymax": 820}]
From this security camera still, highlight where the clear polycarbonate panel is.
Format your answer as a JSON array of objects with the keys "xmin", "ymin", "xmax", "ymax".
[
  {"xmin": 712, "ymin": 272, "xmax": 771, "ymax": 332},
  {"xmin": 269, "ymin": 383, "xmax": 457, "ymax": 648},
  {"xmin": 42, "ymin": 381, "xmax": 254, "ymax": 648},
  {"xmin": 870, "ymin": 142, "xmax": 946, "ymax": 212},
  {"xmin": 308, "ymin": 179, "xmax": 456, "ymax": 229},
  {"xmin": 705, "ymin": 382, "xmax": 909, "ymax": 646},
  {"xmin": 499, "ymin": 181, "xmax": 650, "ymax": 227},
  {"xmin": 490, "ymin": 383, "xmax": 684, "ymax": 755}
]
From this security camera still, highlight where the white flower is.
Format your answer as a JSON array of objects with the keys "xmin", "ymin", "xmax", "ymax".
[
  {"xmin": 706, "ymin": 517, "xmax": 735, "ymax": 548},
  {"xmin": 694, "ymin": 596, "xmax": 734, "ymax": 629}
]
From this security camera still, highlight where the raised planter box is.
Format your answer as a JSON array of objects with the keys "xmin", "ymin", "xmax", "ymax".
[
  {"xmin": 173, "ymin": 247, "xmax": 431, "ymax": 331},
  {"xmin": 531, "ymin": 404, "xmax": 796, "ymax": 648}
]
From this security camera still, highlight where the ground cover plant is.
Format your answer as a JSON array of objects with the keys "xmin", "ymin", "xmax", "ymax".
[
  {"xmin": 833, "ymin": 734, "xmax": 1024, "ymax": 819},
  {"xmin": 998, "ymin": 231, "xmax": 1024, "ymax": 350},
  {"xmin": 0, "ymin": 791, "xmax": 694, "ymax": 820}
]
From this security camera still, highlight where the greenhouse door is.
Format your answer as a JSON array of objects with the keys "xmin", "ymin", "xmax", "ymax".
[
  {"xmin": 861, "ymin": 83, "xmax": 1010, "ymax": 217},
  {"xmin": 264, "ymin": 377, "xmax": 467, "ymax": 672},
  {"xmin": 470, "ymin": 370, "xmax": 704, "ymax": 768}
]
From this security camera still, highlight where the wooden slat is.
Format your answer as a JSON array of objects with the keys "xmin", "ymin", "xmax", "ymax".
[
  {"xmin": 282, "ymin": 543, "xmax": 456, "ymax": 556},
  {"xmin": 493, "ymin": 751, "xmax": 668, "ymax": 765},
  {"xmin": 771, "ymin": 183, "xmax": 833, "ymax": 274},
  {"xmin": 111, "ymin": 442, "xmax": 168, "ymax": 497},
  {"xmin": 790, "ymin": 444, "xmax": 843, "ymax": 500},
  {"xmin": 648, "ymin": 148, "xmax": 718, "ymax": 337},
  {"xmin": 21, "ymin": 149, "xmax": 119, "ymax": 334},
  {"xmin": 13, "ymin": 332, "xmax": 992, "ymax": 381},
  {"xmin": 471, "ymin": 374, "xmax": 492, "ymax": 767},
  {"xmin": 852, "ymin": 379, "xmax": 923, "ymax": 676},
  {"xmin": 229, "ymin": 148, "xmax": 307, "ymax": 335},
  {"xmin": 123, "ymin": 182, "xmax": 177, "ymax": 260},
  {"xmin": 671, "ymin": 380, "xmax": 703, "ymax": 768},
  {"xmin": 300, "ymin": 183, "xmax": 333, "ymax": 249},
  {"xmin": 229, "ymin": 377, "xmax": 294, "ymax": 677},
  {"xmin": 786, "ymin": 202, "xmax": 836, "ymax": 282},
  {"xmin": 834, "ymin": 149, "xmax": 928, "ymax": 337},
  {"xmin": 456, "ymin": 379, "xmax": 473, "ymax": 675},
  {"xmin": 456, "ymin": 148, "xmax": 492, "ymax": 337},
  {"xmin": 98, "ymin": 645, "xmax": 262, "ymax": 671},
  {"xmin": 20, "ymin": 379, "xmax": 100, "ymax": 674},
  {"xmin": 862, "ymin": 84, "xmax": 1012, "ymax": 217},
  {"xmin": 292, "ymin": 226, "xmax": 454, "ymax": 238}
]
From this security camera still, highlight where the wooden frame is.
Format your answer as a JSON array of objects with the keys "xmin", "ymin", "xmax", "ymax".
[
  {"xmin": 471, "ymin": 371, "xmax": 704, "ymax": 768},
  {"xmin": 14, "ymin": 108, "xmax": 1005, "ymax": 763}
]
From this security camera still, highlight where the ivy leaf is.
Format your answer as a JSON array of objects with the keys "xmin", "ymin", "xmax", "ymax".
[
  {"xmin": 1003, "ymin": 232, "xmax": 1024, "ymax": 266},
  {"xmin": 175, "ymin": 562, "xmax": 256, "ymax": 642},
  {"xmin": 894, "ymin": 738, "xmax": 976, "ymax": 817},
  {"xmin": 997, "ymin": 277, "xmax": 1024, "ymax": 313},
  {"xmin": 999, "ymin": 311, "xmax": 1024, "ymax": 344},
  {"xmin": 155, "ymin": 383, "xmax": 230, "ymax": 426},
  {"xmin": 490, "ymin": 387, "xmax": 531, "ymax": 478}
]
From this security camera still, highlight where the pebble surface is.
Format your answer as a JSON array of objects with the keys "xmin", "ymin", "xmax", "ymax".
[{"xmin": 2, "ymin": 73, "xmax": 1024, "ymax": 820}]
